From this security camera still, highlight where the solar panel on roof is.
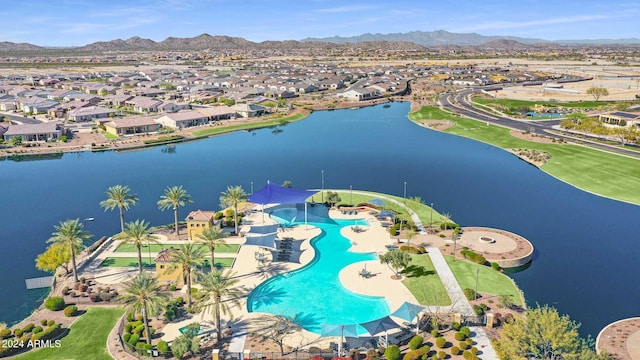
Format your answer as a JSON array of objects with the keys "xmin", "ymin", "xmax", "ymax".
[{"xmin": 611, "ymin": 111, "xmax": 639, "ymax": 119}]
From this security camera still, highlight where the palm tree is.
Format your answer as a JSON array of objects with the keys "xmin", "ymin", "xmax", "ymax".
[
  {"xmin": 47, "ymin": 219, "xmax": 91, "ymax": 283},
  {"xmin": 117, "ymin": 272, "xmax": 169, "ymax": 345},
  {"xmin": 100, "ymin": 185, "xmax": 139, "ymax": 233},
  {"xmin": 157, "ymin": 185, "xmax": 193, "ymax": 239},
  {"xmin": 219, "ymin": 185, "xmax": 247, "ymax": 236},
  {"xmin": 114, "ymin": 219, "xmax": 158, "ymax": 274},
  {"xmin": 195, "ymin": 270, "xmax": 244, "ymax": 340},
  {"xmin": 169, "ymin": 244, "xmax": 206, "ymax": 308},
  {"xmin": 441, "ymin": 212, "xmax": 452, "ymax": 231},
  {"xmin": 197, "ymin": 227, "xmax": 229, "ymax": 272}
]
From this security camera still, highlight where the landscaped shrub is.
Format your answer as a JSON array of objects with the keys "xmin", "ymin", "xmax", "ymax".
[
  {"xmin": 437, "ymin": 350, "xmax": 446, "ymax": 359},
  {"xmin": 64, "ymin": 305, "xmax": 78, "ymax": 317},
  {"xmin": 143, "ymin": 327, "xmax": 155, "ymax": 338},
  {"xmin": 32, "ymin": 326, "xmax": 43, "ymax": 334},
  {"xmin": 127, "ymin": 312, "xmax": 135, "ymax": 322},
  {"xmin": 13, "ymin": 328, "xmax": 23, "ymax": 337},
  {"xmin": 136, "ymin": 342, "xmax": 153, "ymax": 354},
  {"xmin": 0, "ymin": 329, "xmax": 11, "ymax": 339},
  {"xmin": 22, "ymin": 324, "xmax": 35, "ymax": 333},
  {"xmin": 40, "ymin": 319, "xmax": 48, "ymax": 326},
  {"xmin": 124, "ymin": 324, "xmax": 133, "ymax": 334},
  {"xmin": 460, "ymin": 326, "xmax": 471, "ymax": 337},
  {"xmin": 473, "ymin": 304, "xmax": 485, "ymax": 316},
  {"xmin": 460, "ymin": 341, "xmax": 469, "ymax": 350},
  {"xmin": 435, "ymin": 336, "xmax": 446, "ymax": 348},
  {"xmin": 214, "ymin": 212, "xmax": 224, "ymax": 220},
  {"xmin": 491, "ymin": 262, "xmax": 500, "ymax": 270},
  {"xmin": 465, "ymin": 337, "xmax": 474, "ymax": 346},
  {"xmin": 450, "ymin": 346, "xmax": 460, "ymax": 355},
  {"xmin": 45, "ymin": 297, "xmax": 65, "ymax": 311},
  {"xmin": 128, "ymin": 333, "xmax": 140, "ymax": 345},
  {"xmin": 47, "ymin": 320, "xmax": 55, "ymax": 327},
  {"xmin": 384, "ymin": 344, "xmax": 401, "ymax": 360},
  {"xmin": 169, "ymin": 284, "xmax": 177, "ymax": 291},
  {"xmin": 123, "ymin": 333, "xmax": 131, "ymax": 343},
  {"xmin": 451, "ymin": 321, "xmax": 461, "ymax": 331},
  {"xmin": 463, "ymin": 288, "xmax": 476, "ymax": 300},
  {"xmin": 470, "ymin": 347, "xmax": 479, "ymax": 355},
  {"xmin": 431, "ymin": 329, "xmax": 439, "ymax": 337},
  {"xmin": 133, "ymin": 325, "xmax": 145, "ymax": 334},
  {"xmin": 89, "ymin": 294, "xmax": 101, "ymax": 302},
  {"xmin": 165, "ymin": 309, "xmax": 175, "ymax": 321},
  {"xmin": 455, "ymin": 331, "xmax": 466, "ymax": 341},
  {"xmin": 100, "ymin": 292, "xmax": 113, "ymax": 302},
  {"xmin": 403, "ymin": 345, "xmax": 430, "ymax": 360},
  {"xmin": 157, "ymin": 340, "xmax": 169, "ymax": 353},
  {"xmin": 408, "ymin": 335, "xmax": 423, "ymax": 350}
]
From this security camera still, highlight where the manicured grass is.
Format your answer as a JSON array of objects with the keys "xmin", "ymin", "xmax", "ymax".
[
  {"xmin": 103, "ymin": 133, "xmax": 117, "ymax": 139},
  {"xmin": 192, "ymin": 113, "xmax": 306, "ymax": 137},
  {"xmin": 16, "ymin": 307, "xmax": 125, "ymax": 360},
  {"xmin": 308, "ymin": 190, "xmax": 448, "ymax": 227},
  {"xmin": 100, "ymin": 257, "xmax": 234, "ymax": 268},
  {"xmin": 408, "ymin": 106, "xmax": 640, "ymax": 204},
  {"xmin": 445, "ymin": 255, "xmax": 523, "ymax": 306},
  {"xmin": 114, "ymin": 243, "xmax": 240, "ymax": 253},
  {"xmin": 472, "ymin": 97, "xmax": 608, "ymax": 109},
  {"xmin": 408, "ymin": 106, "xmax": 457, "ymax": 121},
  {"xmin": 402, "ymin": 254, "xmax": 451, "ymax": 306}
]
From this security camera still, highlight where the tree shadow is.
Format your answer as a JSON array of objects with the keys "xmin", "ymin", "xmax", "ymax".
[{"xmin": 402, "ymin": 264, "xmax": 434, "ymax": 278}]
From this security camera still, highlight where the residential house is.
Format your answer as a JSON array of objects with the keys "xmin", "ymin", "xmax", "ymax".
[
  {"xmin": 154, "ymin": 248, "xmax": 183, "ymax": 286},
  {"xmin": 193, "ymin": 105, "xmax": 236, "ymax": 121},
  {"xmin": 155, "ymin": 110, "xmax": 209, "ymax": 129},
  {"xmin": 3, "ymin": 122, "xmax": 64, "ymax": 142},
  {"xmin": 20, "ymin": 98, "xmax": 59, "ymax": 114},
  {"xmin": 338, "ymin": 88, "xmax": 380, "ymax": 101},
  {"xmin": 231, "ymin": 103, "xmax": 267, "ymax": 118},
  {"xmin": 159, "ymin": 102, "xmax": 190, "ymax": 113},
  {"xmin": 101, "ymin": 94, "xmax": 134, "ymax": 108},
  {"xmin": 125, "ymin": 97, "xmax": 163, "ymax": 113},
  {"xmin": 68, "ymin": 105, "xmax": 116, "ymax": 122},
  {"xmin": 185, "ymin": 210, "xmax": 220, "ymax": 241},
  {"xmin": 103, "ymin": 116, "xmax": 161, "ymax": 136}
]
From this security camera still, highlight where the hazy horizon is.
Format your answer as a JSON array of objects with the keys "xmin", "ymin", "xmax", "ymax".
[{"xmin": 1, "ymin": 0, "xmax": 638, "ymax": 47}]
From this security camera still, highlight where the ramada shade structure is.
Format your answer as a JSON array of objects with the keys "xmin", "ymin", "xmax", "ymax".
[
  {"xmin": 249, "ymin": 182, "xmax": 318, "ymax": 205},
  {"xmin": 248, "ymin": 182, "xmax": 319, "ymax": 226}
]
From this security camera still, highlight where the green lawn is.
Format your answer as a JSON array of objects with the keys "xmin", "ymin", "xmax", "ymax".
[
  {"xmin": 472, "ymin": 97, "xmax": 608, "ymax": 109},
  {"xmin": 16, "ymin": 307, "xmax": 125, "ymax": 360},
  {"xmin": 114, "ymin": 243, "xmax": 240, "ymax": 253},
  {"xmin": 308, "ymin": 190, "xmax": 449, "ymax": 227},
  {"xmin": 402, "ymin": 254, "xmax": 451, "ymax": 306},
  {"xmin": 445, "ymin": 256, "xmax": 523, "ymax": 306},
  {"xmin": 408, "ymin": 106, "xmax": 640, "ymax": 204},
  {"xmin": 192, "ymin": 113, "xmax": 306, "ymax": 137},
  {"xmin": 100, "ymin": 257, "xmax": 235, "ymax": 268}
]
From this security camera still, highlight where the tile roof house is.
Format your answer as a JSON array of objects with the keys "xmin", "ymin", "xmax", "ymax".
[
  {"xmin": 231, "ymin": 103, "xmax": 267, "ymax": 118},
  {"xmin": 193, "ymin": 105, "xmax": 236, "ymax": 120},
  {"xmin": 155, "ymin": 110, "xmax": 209, "ymax": 129},
  {"xmin": 68, "ymin": 105, "xmax": 116, "ymax": 122},
  {"xmin": 103, "ymin": 116, "xmax": 161, "ymax": 136},
  {"xmin": 3, "ymin": 122, "xmax": 64, "ymax": 142},
  {"xmin": 125, "ymin": 96, "xmax": 163, "ymax": 113}
]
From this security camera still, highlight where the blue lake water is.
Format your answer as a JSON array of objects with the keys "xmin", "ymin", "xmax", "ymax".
[{"xmin": 1, "ymin": 102, "xmax": 639, "ymax": 337}]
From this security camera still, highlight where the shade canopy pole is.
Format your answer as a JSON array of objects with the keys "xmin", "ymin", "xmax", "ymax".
[{"xmin": 305, "ymin": 202, "xmax": 308, "ymax": 229}]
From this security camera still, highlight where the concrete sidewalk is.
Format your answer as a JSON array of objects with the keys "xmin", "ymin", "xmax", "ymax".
[{"xmin": 427, "ymin": 247, "xmax": 475, "ymax": 316}]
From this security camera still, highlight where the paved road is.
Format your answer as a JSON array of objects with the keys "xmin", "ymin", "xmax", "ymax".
[
  {"xmin": 439, "ymin": 90, "xmax": 640, "ymax": 159},
  {"xmin": 0, "ymin": 112, "xmax": 43, "ymax": 124}
]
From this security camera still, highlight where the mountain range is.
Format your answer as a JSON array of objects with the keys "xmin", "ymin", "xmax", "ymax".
[{"xmin": 0, "ymin": 30, "xmax": 638, "ymax": 52}]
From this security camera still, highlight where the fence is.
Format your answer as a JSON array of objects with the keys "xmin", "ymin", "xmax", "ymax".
[{"xmin": 25, "ymin": 275, "xmax": 54, "ymax": 290}]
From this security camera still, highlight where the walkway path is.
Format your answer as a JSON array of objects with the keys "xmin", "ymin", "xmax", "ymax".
[
  {"xmin": 469, "ymin": 326, "xmax": 499, "ymax": 360},
  {"xmin": 426, "ymin": 247, "xmax": 474, "ymax": 316},
  {"xmin": 327, "ymin": 189, "xmax": 428, "ymax": 234}
]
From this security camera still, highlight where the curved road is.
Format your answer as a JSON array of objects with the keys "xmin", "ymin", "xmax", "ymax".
[{"xmin": 439, "ymin": 90, "xmax": 640, "ymax": 159}]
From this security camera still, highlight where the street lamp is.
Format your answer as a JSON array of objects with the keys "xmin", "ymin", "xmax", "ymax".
[
  {"xmin": 83, "ymin": 217, "xmax": 95, "ymax": 243},
  {"xmin": 321, "ymin": 170, "xmax": 324, "ymax": 203},
  {"xmin": 474, "ymin": 267, "xmax": 480, "ymax": 301},
  {"xmin": 429, "ymin": 203, "xmax": 433, "ymax": 229},
  {"xmin": 349, "ymin": 185, "xmax": 352, "ymax": 205},
  {"xmin": 403, "ymin": 182, "xmax": 407, "ymax": 204},
  {"xmin": 250, "ymin": 181, "xmax": 254, "ymax": 195}
]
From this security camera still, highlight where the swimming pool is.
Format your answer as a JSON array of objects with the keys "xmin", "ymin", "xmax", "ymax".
[{"xmin": 247, "ymin": 208, "xmax": 389, "ymax": 334}]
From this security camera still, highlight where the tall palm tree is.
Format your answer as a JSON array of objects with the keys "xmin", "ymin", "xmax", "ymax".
[
  {"xmin": 157, "ymin": 185, "xmax": 193, "ymax": 239},
  {"xmin": 169, "ymin": 243, "xmax": 206, "ymax": 308},
  {"xmin": 117, "ymin": 272, "xmax": 169, "ymax": 345},
  {"xmin": 219, "ymin": 185, "xmax": 247, "ymax": 236},
  {"xmin": 197, "ymin": 227, "xmax": 229, "ymax": 272},
  {"xmin": 441, "ymin": 212, "xmax": 452, "ymax": 231},
  {"xmin": 100, "ymin": 185, "xmax": 139, "ymax": 233},
  {"xmin": 114, "ymin": 219, "xmax": 158, "ymax": 274},
  {"xmin": 47, "ymin": 219, "xmax": 91, "ymax": 283},
  {"xmin": 195, "ymin": 270, "xmax": 244, "ymax": 339}
]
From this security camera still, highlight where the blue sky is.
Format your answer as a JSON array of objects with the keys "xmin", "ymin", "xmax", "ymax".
[{"xmin": 2, "ymin": 0, "xmax": 638, "ymax": 46}]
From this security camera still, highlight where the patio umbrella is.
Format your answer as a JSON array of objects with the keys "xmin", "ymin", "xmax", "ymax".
[
  {"xmin": 359, "ymin": 316, "xmax": 400, "ymax": 344},
  {"xmin": 321, "ymin": 324, "xmax": 358, "ymax": 355},
  {"xmin": 390, "ymin": 301, "xmax": 427, "ymax": 334}
]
